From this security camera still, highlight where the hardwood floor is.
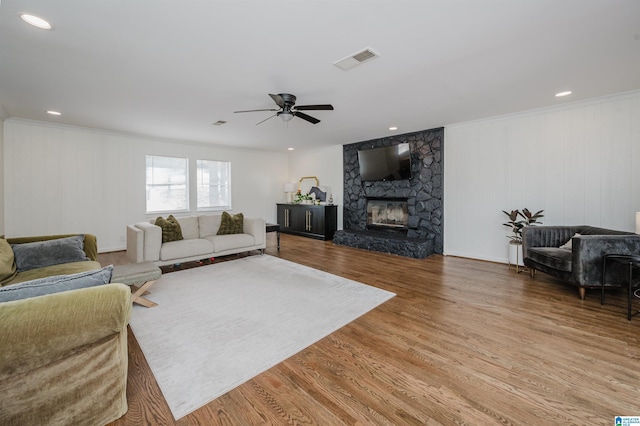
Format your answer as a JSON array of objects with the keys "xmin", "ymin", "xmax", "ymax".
[{"xmin": 102, "ymin": 233, "xmax": 640, "ymax": 425}]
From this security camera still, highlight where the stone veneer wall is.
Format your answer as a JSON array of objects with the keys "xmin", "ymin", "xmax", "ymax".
[{"xmin": 342, "ymin": 127, "xmax": 444, "ymax": 255}]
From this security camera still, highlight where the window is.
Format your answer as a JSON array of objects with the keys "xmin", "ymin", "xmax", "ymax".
[
  {"xmin": 197, "ymin": 159, "xmax": 231, "ymax": 210},
  {"xmin": 146, "ymin": 155, "xmax": 188, "ymax": 213}
]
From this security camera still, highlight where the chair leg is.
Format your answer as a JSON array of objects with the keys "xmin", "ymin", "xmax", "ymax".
[
  {"xmin": 628, "ymin": 262, "xmax": 633, "ymax": 321},
  {"xmin": 579, "ymin": 287, "xmax": 586, "ymax": 300}
]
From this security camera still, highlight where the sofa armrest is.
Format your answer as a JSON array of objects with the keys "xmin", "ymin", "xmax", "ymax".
[
  {"xmin": 572, "ymin": 235, "xmax": 640, "ymax": 286},
  {"xmin": 0, "ymin": 283, "xmax": 131, "ymax": 379},
  {"xmin": 126, "ymin": 225, "xmax": 143, "ymax": 263},
  {"xmin": 7, "ymin": 234, "xmax": 98, "ymax": 261},
  {"xmin": 243, "ymin": 217, "xmax": 266, "ymax": 246},
  {"xmin": 134, "ymin": 222, "xmax": 162, "ymax": 262},
  {"xmin": 522, "ymin": 226, "xmax": 582, "ymax": 258}
]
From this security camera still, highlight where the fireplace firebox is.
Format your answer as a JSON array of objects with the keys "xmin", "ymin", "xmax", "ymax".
[{"xmin": 366, "ymin": 197, "xmax": 409, "ymax": 233}]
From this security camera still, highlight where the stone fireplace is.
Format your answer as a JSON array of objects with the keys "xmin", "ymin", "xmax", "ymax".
[{"xmin": 333, "ymin": 127, "xmax": 443, "ymax": 259}]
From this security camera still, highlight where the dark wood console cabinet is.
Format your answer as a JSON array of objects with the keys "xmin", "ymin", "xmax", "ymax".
[{"xmin": 276, "ymin": 204, "xmax": 337, "ymax": 240}]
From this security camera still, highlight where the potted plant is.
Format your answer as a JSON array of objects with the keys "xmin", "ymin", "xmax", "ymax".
[
  {"xmin": 293, "ymin": 190, "xmax": 313, "ymax": 204},
  {"xmin": 502, "ymin": 208, "xmax": 544, "ymax": 268}
]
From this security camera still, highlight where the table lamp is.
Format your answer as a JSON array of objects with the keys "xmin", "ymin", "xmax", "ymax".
[{"xmin": 284, "ymin": 183, "xmax": 296, "ymax": 203}]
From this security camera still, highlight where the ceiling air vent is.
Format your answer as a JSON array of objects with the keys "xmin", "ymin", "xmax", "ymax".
[{"xmin": 333, "ymin": 47, "xmax": 379, "ymax": 71}]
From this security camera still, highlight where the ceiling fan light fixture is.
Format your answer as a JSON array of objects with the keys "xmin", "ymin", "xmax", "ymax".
[
  {"xmin": 236, "ymin": 93, "xmax": 332, "ymax": 125},
  {"xmin": 279, "ymin": 111, "xmax": 294, "ymax": 122}
]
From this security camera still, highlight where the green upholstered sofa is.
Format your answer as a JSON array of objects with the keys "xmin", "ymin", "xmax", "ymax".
[
  {"xmin": 3, "ymin": 234, "xmax": 102, "ymax": 285},
  {"xmin": 0, "ymin": 234, "xmax": 132, "ymax": 425}
]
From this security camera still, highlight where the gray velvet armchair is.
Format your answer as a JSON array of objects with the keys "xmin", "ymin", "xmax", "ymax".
[{"xmin": 522, "ymin": 225, "xmax": 640, "ymax": 299}]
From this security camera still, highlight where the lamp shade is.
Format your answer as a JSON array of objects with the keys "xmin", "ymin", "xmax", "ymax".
[
  {"xmin": 636, "ymin": 212, "xmax": 640, "ymax": 234},
  {"xmin": 284, "ymin": 183, "xmax": 296, "ymax": 193},
  {"xmin": 279, "ymin": 111, "xmax": 294, "ymax": 122}
]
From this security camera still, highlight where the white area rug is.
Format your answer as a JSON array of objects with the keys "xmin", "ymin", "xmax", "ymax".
[{"xmin": 129, "ymin": 255, "xmax": 395, "ymax": 420}]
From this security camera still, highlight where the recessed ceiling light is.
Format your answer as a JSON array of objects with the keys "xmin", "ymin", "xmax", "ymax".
[
  {"xmin": 389, "ymin": 126, "xmax": 398, "ymax": 131},
  {"xmin": 46, "ymin": 110, "xmax": 61, "ymax": 116},
  {"xmin": 287, "ymin": 147, "xmax": 294, "ymax": 151},
  {"xmin": 555, "ymin": 91, "xmax": 572, "ymax": 97},
  {"xmin": 20, "ymin": 14, "xmax": 53, "ymax": 30}
]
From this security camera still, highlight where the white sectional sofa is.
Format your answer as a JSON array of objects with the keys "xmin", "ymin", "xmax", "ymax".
[{"xmin": 126, "ymin": 214, "xmax": 266, "ymax": 266}]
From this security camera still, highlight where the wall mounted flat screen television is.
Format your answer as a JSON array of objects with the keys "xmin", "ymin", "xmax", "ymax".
[{"xmin": 357, "ymin": 143, "xmax": 412, "ymax": 181}]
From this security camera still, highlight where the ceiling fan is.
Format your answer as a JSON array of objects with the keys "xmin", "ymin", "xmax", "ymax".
[{"xmin": 234, "ymin": 93, "xmax": 334, "ymax": 125}]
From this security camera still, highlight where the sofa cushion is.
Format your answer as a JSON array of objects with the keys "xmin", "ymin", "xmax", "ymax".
[
  {"xmin": 9, "ymin": 261, "xmax": 103, "ymax": 285},
  {"xmin": 177, "ymin": 216, "xmax": 199, "ymax": 240},
  {"xmin": 11, "ymin": 235, "xmax": 89, "ymax": 273},
  {"xmin": 159, "ymin": 239, "xmax": 213, "ymax": 261},
  {"xmin": 527, "ymin": 247, "xmax": 573, "ymax": 272},
  {"xmin": 198, "ymin": 214, "xmax": 222, "ymax": 238},
  {"xmin": 217, "ymin": 212, "xmax": 244, "ymax": 235},
  {"xmin": 207, "ymin": 233, "xmax": 255, "ymax": 253},
  {"xmin": 155, "ymin": 215, "xmax": 183, "ymax": 243},
  {"xmin": 0, "ymin": 239, "xmax": 17, "ymax": 286},
  {"xmin": 0, "ymin": 265, "xmax": 113, "ymax": 303}
]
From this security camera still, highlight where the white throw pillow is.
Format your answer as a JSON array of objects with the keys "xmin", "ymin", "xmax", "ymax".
[{"xmin": 560, "ymin": 233, "xmax": 581, "ymax": 250}]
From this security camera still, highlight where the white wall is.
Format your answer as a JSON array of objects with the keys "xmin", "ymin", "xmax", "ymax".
[
  {"xmin": 0, "ymin": 117, "xmax": 4, "ymax": 236},
  {"xmin": 288, "ymin": 144, "xmax": 344, "ymax": 229},
  {"xmin": 444, "ymin": 90, "xmax": 640, "ymax": 263},
  {"xmin": 3, "ymin": 119, "xmax": 289, "ymax": 251}
]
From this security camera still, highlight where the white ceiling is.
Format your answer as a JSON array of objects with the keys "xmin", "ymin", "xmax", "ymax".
[{"xmin": 1, "ymin": 1, "xmax": 639, "ymax": 151}]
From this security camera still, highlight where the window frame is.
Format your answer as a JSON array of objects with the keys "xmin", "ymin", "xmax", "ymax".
[
  {"xmin": 145, "ymin": 154, "xmax": 190, "ymax": 214},
  {"xmin": 196, "ymin": 158, "xmax": 232, "ymax": 212}
]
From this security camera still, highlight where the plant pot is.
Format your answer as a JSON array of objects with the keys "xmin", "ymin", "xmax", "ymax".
[{"xmin": 508, "ymin": 242, "xmax": 524, "ymax": 267}]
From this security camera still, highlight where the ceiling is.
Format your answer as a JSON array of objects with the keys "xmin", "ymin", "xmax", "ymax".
[{"xmin": 1, "ymin": 1, "xmax": 639, "ymax": 152}]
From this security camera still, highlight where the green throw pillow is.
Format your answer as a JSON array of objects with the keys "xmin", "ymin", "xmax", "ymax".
[
  {"xmin": 217, "ymin": 212, "xmax": 244, "ymax": 235},
  {"xmin": 155, "ymin": 215, "xmax": 184, "ymax": 243},
  {"xmin": 0, "ymin": 239, "xmax": 17, "ymax": 286}
]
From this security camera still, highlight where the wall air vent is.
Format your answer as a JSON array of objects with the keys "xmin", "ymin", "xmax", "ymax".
[
  {"xmin": 212, "ymin": 120, "xmax": 227, "ymax": 126},
  {"xmin": 333, "ymin": 47, "xmax": 379, "ymax": 71}
]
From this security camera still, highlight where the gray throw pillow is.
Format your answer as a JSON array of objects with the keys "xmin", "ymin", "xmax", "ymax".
[
  {"xmin": 11, "ymin": 235, "xmax": 89, "ymax": 273},
  {"xmin": 0, "ymin": 265, "xmax": 113, "ymax": 303}
]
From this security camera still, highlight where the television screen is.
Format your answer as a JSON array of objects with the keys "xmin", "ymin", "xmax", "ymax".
[{"xmin": 357, "ymin": 143, "xmax": 411, "ymax": 181}]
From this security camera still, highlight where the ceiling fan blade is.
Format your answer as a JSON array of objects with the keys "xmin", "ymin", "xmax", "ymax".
[
  {"xmin": 294, "ymin": 111, "xmax": 320, "ymax": 124},
  {"xmin": 255, "ymin": 114, "xmax": 277, "ymax": 125},
  {"xmin": 234, "ymin": 108, "xmax": 278, "ymax": 113},
  {"xmin": 294, "ymin": 104, "xmax": 334, "ymax": 111},
  {"xmin": 269, "ymin": 93, "xmax": 285, "ymax": 108}
]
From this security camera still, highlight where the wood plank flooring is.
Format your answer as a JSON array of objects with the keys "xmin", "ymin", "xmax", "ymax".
[{"xmin": 103, "ymin": 233, "xmax": 640, "ymax": 425}]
